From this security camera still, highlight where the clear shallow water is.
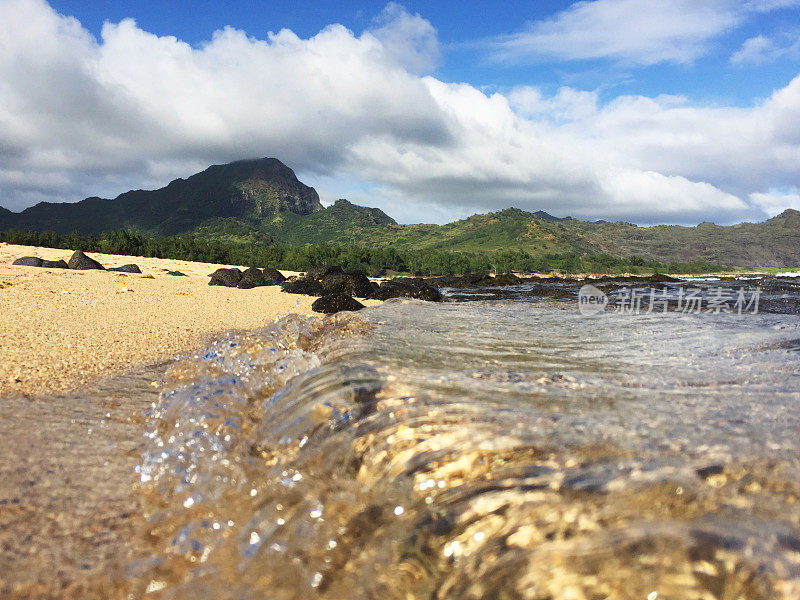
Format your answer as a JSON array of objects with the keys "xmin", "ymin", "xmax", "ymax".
[{"xmin": 130, "ymin": 296, "xmax": 800, "ymax": 599}]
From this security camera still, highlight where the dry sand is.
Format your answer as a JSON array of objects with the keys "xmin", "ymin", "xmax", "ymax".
[{"xmin": 0, "ymin": 243, "xmax": 380, "ymax": 397}]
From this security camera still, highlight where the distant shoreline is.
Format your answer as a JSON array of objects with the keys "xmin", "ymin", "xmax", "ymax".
[{"xmin": 1, "ymin": 241, "xmax": 795, "ymax": 398}]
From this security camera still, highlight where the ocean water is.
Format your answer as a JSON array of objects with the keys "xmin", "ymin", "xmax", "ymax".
[{"xmin": 129, "ymin": 279, "xmax": 800, "ymax": 599}]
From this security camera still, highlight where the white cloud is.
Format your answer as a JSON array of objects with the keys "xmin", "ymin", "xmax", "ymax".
[
  {"xmin": 508, "ymin": 86, "xmax": 599, "ymax": 123},
  {"xmin": 0, "ymin": 0, "xmax": 799, "ymax": 225},
  {"xmin": 365, "ymin": 2, "xmax": 440, "ymax": 74},
  {"xmin": 730, "ymin": 34, "xmax": 800, "ymax": 64},
  {"xmin": 490, "ymin": 0, "xmax": 742, "ymax": 66},
  {"xmin": 491, "ymin": 0, "xmax": 800, "ymax": 67},
  {"xmin": 749, "ymin": 190, "xmax": 800, "ymax": 215}
]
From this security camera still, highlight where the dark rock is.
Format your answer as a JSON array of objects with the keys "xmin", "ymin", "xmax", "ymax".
[
  {"xmin": 208, "ymin": 268, "xmax": 242, "ymax": 287},
  {"xmin": 695, "ymin": 464, "xmax": 724, "ymax": 480},
  {"xmin": 312, "ymin": 293, "xmax": 365, "ymax": 314},
  {"xmin": 41, "ymin": 259, "xmax": 69, "ymax": 269},
  {"xmin": 261, "ymin": 267, "xmax": 286, "ymax": 285},
  {"xmin": 423, "ymin": 275, "xmax": 464, "ymax": 287},
  {"xmin": 498, "ymin": 273, "xmax": 522, "ymax": 285},
  {"xmin": 650, "ymin": 273, "xmax": 681, "ymax": 283},
  {"xmin": 321, "ymin": 270, "xmax": 375, "ymax": 297},
  {"xmin": 237, "ymin": 267, "xmax": 267, "ymax": 288},
  {"xmin": 281, "ymin": 277, "xmax": 324, "ymax": 296},
  {"xmin": 479, "ymin": 273, "xmax": 521, "ymax": 286},
  {"xmin": 12, "ymin": 256, "xmax": 43, "ymax": 267},
  {"xmin": 306, "ymin": 265, "xmax": 343, "ymax": 280},
  {"xmin": 373, "ymin": 277, "xmax": 442, "ymax": 302},
  {"xmin": 67, "ymin": 250, "xmax": 104, "ymax": 270},
  {"xmin": 461, "ymin": 272, "xmax": 489, "ymax": 285},
  {"xmin": 108, "ymin": 264, "xmax": 141, "ymax": 273},
  {"xmin": 167, "ymin": 270, "xmax": 187, "ymax": 276}
]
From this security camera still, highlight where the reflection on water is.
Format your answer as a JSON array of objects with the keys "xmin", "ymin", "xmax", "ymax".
[{"xmin": 130, "ymin": 297, "xmax": 800, "ymax": 599}]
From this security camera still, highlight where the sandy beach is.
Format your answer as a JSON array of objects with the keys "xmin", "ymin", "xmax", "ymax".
[
  {"xmin": 0, "ymin": 243, "xmax": 380, "ymax": 398},
  {"xmin": 0, "ymin": 243, "xmax": 382, "ymax": 598}
]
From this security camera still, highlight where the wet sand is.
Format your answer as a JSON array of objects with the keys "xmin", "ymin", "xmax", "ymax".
[
  {"xmin": 0, "ymin": 243, "xmax": 380, "ymax": 598},
  {"xmin": 0, "ymin": 368, "xmax": 162, "ymax": 599},
  {"xmin": 0, "ymin": 243, "xmax": 379, "ymax": 398}
]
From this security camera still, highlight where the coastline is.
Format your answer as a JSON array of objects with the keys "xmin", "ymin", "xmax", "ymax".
[{"xmin": 0, "ymin": 243, "xmax": 380, "ymax": 398}]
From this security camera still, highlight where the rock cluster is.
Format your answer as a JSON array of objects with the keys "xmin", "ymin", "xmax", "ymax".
[
  {"xmin": 371, "ymin": 277, "xmax": 442, "ymax": 301},
  {"xmin": 12, "ymin": 256, "xmax": 70, "ymax": 268},
  {"xmin": 281, "ymin": 266, "xmax": 376, "ymax": 298},
  {"xmin": 208, "ymin": 267, "xmax": 287, "ymax": 289},
  {"xmin": 207, "ymin": 264, "xmax": 446, "ymax": 313},
  {"xmin": 12, "ymin": 250, "xmax": 131, "ymax": 272},
  {"xmin": 278, "ymin": 267, "xmax": 445, "ymax": 312}
]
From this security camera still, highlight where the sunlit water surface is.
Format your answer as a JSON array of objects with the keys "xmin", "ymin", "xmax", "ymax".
[{"xmin": 129, "ymin": 294, "xmax": 800, "ymax": 599}]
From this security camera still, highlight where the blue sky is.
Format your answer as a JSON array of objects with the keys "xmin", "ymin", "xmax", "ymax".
[{"xmin": 3, "ymin": 0, "xmax": 800, "ymax": 224}]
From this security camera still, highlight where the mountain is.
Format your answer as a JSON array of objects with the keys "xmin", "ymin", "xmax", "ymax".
[
  {"xmin": 1, "ymin": 158, "xmax": 798, "ymax": 267},
  {"xmin": 539, "ymin": 208, "xmax": 800, "ymax": 267},
  {"xmin": 0, "ymin": 158, "xmax": 322, "ymax": 236},
  {"xmin": 533, "ymin": 210, "xmax": 571, "ymax": 222}
]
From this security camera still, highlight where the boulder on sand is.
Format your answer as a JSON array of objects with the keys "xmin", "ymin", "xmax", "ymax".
[
  {"xmin": 41, "ymin": 259, "xmax": 69, "ymax": 269},
  {"xmin": 12, "ymin": 257, "xmax": 44, "ymax": 267},
  {"xmin": 312, "ymin": 293, "xmax": 365, "ymax": 314},
  {"xmin": 108, "ymin": 264, "xmax": 141, "ymax": 273},
  {"xmin": 237, "ymin": 267, "xmax": 267, "ymax": 289},
  {"xmin": 321, "ymin": 270, "xmax": 376, "ymax": 298},
  {"xmin": 262, "ymin": 267, "xmax": 286, "ymax": 285},
  {"xmin": 306, "ymin": 265, "xmax": 343, "ymax": 280},
  {"xmin": 166, "ymin": 270, "xmax": 187, "ymax": 277},
  {"xmin": 67, "ymin": 250, "xmax": 105, "ymax": 270},
  {"xmin": 281, "ymin": 276, "xmax": 324, "ymax": 296},
  {"xmin": 208, "ymin": 268, "xmax": 242, "ymax": 287}
]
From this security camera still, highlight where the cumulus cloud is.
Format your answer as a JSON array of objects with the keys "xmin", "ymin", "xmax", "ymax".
[
  {"xmin": 0, "ymin": 0, "xmax": 447, "ymax": 209},
  {"xmin": 749, "ymin": 190, "xmax": 800, "ymax": 215},
  {"xmin": 0, "ymin": 0, "xmax": 799, "ymax": 225},
  {"xmin": 365, "ymin": 2, "xmax": 440, "ymax": 74}
]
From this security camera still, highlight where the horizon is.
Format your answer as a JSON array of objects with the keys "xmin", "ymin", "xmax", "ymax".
[
  {"xmin": 1, "ymin": 0, "xmax": 800, "ymax": 225},
  {"xmin": 1, "ymin": 154, "xmax": 798, "ymax": 229}
]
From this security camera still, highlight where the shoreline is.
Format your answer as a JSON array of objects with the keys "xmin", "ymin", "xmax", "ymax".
[
  {"xmin": 0, "ymin": 243, "xmax": 380, "ymax": 398},
  {"xmin": 1, "ymin": 241, "xmax": 793, "ymax": 398}
]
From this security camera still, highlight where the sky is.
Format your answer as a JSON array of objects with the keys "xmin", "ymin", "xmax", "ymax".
[{"xmin": 1, "ymin": 0, "xmax": 800, "ymax": 225}]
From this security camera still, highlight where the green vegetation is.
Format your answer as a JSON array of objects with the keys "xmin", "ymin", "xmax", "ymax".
[
  {"xmin": 0, "ymin": 228, "xmax": 727, "ymax": 276},
  {"xmin": 1, "ymin": 157, "xmax": 798, "ymax": 268}
]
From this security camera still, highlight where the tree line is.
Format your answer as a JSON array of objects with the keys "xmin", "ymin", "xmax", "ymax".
[{"xmin": 0, "ymin": 228, "xmax": 725, "ymax": 275}]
